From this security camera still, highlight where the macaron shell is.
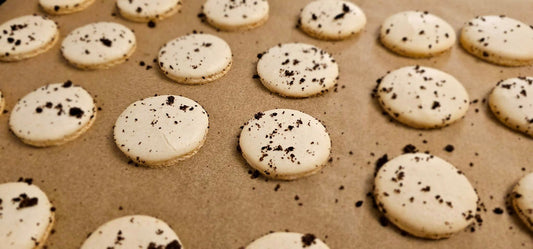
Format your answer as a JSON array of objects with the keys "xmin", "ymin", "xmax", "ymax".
[
  {"xmin": 9, "ymin": 82, "xmax": 96, "ymax": 147},
  {"xmin": 299, "ymin": 0, "xmax": 366, "ymax": 40},
  {"xmin": 489, "ymin": 77, "xmax": 533, "ymax": 136},
  {"xmin": 512, "ymin": 172, "xmax": 533, "ymax": 231},
  {"xmin": 116, "ymin": 0, "xmax": 182, "ymax": 22},
  {"xmin": 39, "ymin": 0, "xmax": 96, "ymax": 15},
  {"xmin": 376, "ymin": 66, "xmax": 469, "ymax": 129},
  {"xmin": 203, "ymin": 0, "xmax": 269, "ymax": 31},
  {"xmin": 0, "ymin": 182, "xmax": 55, "ymax": 249},
  {"xmin": 0, "ymin": 15, "xmax": 59, "ymax": 61},
  {"xmin": 80, "ymin": 215, "xmax": 183, "ymax": 249},
  {"xmin": 158, "ymin": 33, "xmax": 232, "ymax": 84},
  {"xmin": 257, "ymin": 43, "xmax": 339, "ymax": 98},
  {"xmin": 113, "ymin": 95, "xmax": 209, "ymax": 167},
  {"xmin": 380, "ymin": 11, "xmax": 456, "ymax": 58},
  {"xmin": 239, "ymin": 109, "xmax": 331, "ymax": 180},
  {"xmin": 61, "ymin": 22, "xmax": 136, "ymax": 69},
  {"xmin": 460, "ymin": 16, "xmax": 533, "ymax": 66},
  {"xmin": 374, "ymin": 153, "xmax": 478, "ymax": 239},
  {"xmin": 246, "ymin": 232, "xmax": 330, "ymax": 249}
]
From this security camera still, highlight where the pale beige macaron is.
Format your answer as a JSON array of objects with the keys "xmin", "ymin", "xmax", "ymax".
[
  {"xmin": 9, "ymin": 81, "xmax": 97, "ymax": 147},
  {"xmin": 246, "ymin": 232, "xmax": 330, "ymax": 249},
  {"xmin": 299, "ymin": 0, "xmax": 366, "ymax": 40},
  {"xmin": 489, "ymin": 77, "xmax": 533, "ymax": 136},
  {"xmin": 374, "ymin": 153, "xmax": 478, "ymax": 239},
  {"xmin": 61, "ymin": 22, "xmax": 136, "ymax": 70},
  {"xmin": 380, "ymin": 11, "xmax": 456, "ymax": 58},
  {"xmin": 376, "ymin": 65, "xmax": 469, "ymax": 129},
  {"xmin": 158, "ymin": 33, "xmax": 232, "ymax": 84},
  {"xmin": 202, "ymin": 0, "xmax": 269, "ymax": 31},
  {"xmin": 81, "ymin": 215, "xmax": 183, "ymax": 249},
  {"xmin": 239, "ymin": 109, "xmax": 331, "ymax": 180},
  {"xmin": 512, "ymin": 172, "xmax": 533, "ymax": 231},
  {"xmin": 257, "ymin": 43, "xmax": 339, "ymax": 98},
  {"xmin": 116, "ymin": 0, "xmax": 182, "ymax": 22},
  {"xmin": 0, "ymin": 15, "xmax": 59, "ymax": 61},
  {"xmin": 0, "ymin": 181, "xmax": 55, "ymax": 249},
  {"xmin": 460, "ymin": 15, "xmax": 533, "ymax": 66},
  {"xmin": 113, "ymin": 95, "xmax": 209, "ymax": 167},
  {"xmin": 39, "ymin": 0, "xmax": 96, "ymax": 15}
]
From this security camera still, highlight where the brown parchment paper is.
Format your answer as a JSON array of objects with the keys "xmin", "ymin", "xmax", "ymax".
[{"xmin": 1, "ymin": 0, "xmax": 533, "ymax": 248}]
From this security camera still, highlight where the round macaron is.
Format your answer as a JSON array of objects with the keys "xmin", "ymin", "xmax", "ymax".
[
  {"xmin": 380, "ymin": 11, "xmax": 456, "ymax": 58},
  {"xmin": 9, "ymin": 81, "xmax": 97, "ymax": 147},
  {"xmin": 80, "ymin": 215, "xmax": 183, "ymax": 249},
  {"xmin": 116, "ymin": 0, "xmax": 182, "ymax": 22},
  {"xmin": 113, "ymin": 95, "xmax": 209, "ymax": 167},
  {"xmin": 376, "ymin": 65, "xmax": 469, "ymax": 129},
  {"xmin": 0, "ymin": 181, "xmax": 55, "ymax": 249},
  {"xmin": 0, "ymin": 15, "xmax": 59, "ymax": 61},
  {"xmin": 61, "ymin": 22, "xmax": 136, "ymax": 69},
  {"xmin": 158, "ymin": 33, "xmax": 232, "ymax": 84},
  {"xmin": 246, "ymin": 232, "xmax": 329, "ymax": 249},
  {"xmin": 299, "ymin": 0, "xmax": 366, "ymax": 40},
  {"xmin": 374, "ymin": 153, "xmax": 478, "ymax": 239},
  {"xmin": 489, "ymin": 77, "xmax": 533, "ymax": 136},
  {"xmin": 239, "ymin": 109, "xmax": 331, "ymax": 180},
  {"xmin": 257, "ymin": 43, "xmax": 339, "ymax": 98},
  {"xmin": 39, "ymin": 0, "xmax": 96, "ymax": 15},
  {"xmin": 202, "ymin": 0, "xmax": 269, "ymax": 31},
  {"xmin": 512, "ymin": 172, "xmax": 533, "ymax": 231},
  {"xmin": 460, "ymin": 15, "xmax": 533, "ymax": 66}
]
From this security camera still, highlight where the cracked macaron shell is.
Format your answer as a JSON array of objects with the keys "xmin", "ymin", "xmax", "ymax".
[{"xmin": 113, "ymin": 95, "xmax": 209, "ymax": 167}]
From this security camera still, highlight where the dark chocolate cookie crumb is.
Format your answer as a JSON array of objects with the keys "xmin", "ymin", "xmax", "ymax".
[
  {"xmin": 69, "ymin": 107, "xmax": 84, "ymax": 118},
  {"xmin": 375, "ymin": 154, "xmax": 389, "ymax": 176},
  {"xmin": 99, "ymin": 38, "xmax": 112, "ymax": 47},
  {"xmin": 379, "ymin": 216, "xmax": 389, "ymax": 226},
  {"xmin": 444, "ymin": 144, "xmax": 454, "ymax": 152},
  {"xmin": 165, "ymin": 240, "xmax": 182, "ymax": 249},
  {"xmin": 17, "ymin": 194, "xmax": 39, "ymax": 209},
  {"xmin": 62, "ymin": 80, "xmax": 72, "ymax": 88},
  {"xmin": 301, "ymin": 233, "xmax": 316, "ymax": 247},
  {"xmin": 402, "ymin": 144, "xmax": 418, "ymax": 154}
]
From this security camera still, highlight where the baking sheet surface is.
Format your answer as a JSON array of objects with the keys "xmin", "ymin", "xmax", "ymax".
[{"xmin": 0, "ymin": 0, "xmax": 532, "ymax": 248}]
